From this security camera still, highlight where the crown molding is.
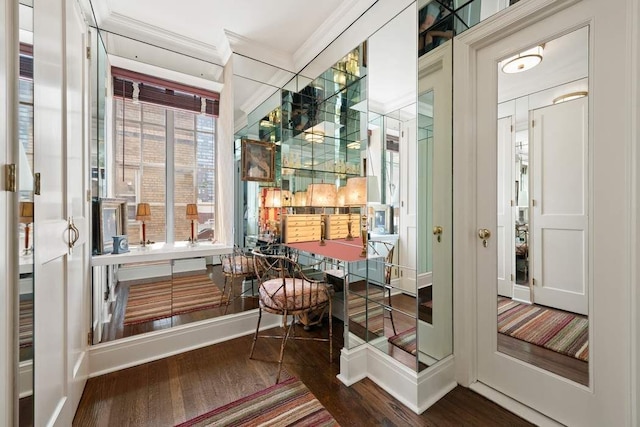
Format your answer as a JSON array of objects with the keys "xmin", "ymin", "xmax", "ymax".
[
  {"xmin": 223, "ymin": 29, "xmax": 294, "ymax": 72},
  {"xmin": 234, "ymin": 113, "xmax": 248, "ymax": 134},
  {"xmin": 292, "ymin": 0, "xmax": 376, "ymax": 71},
  {"xmin": 99, "ymin": 11, "xmax": 223, "ymax": 64}
]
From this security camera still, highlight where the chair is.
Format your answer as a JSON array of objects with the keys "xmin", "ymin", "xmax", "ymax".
[
  {"xmin": 249, "ymin": 247, "xmax": 333, "ymax": 383},
  {"xmin": 220, "ymin": 246, "xmax": 256, "ymax": 313}
]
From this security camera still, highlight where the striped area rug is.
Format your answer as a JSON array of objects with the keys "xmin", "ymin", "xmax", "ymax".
[
  {"xmin": 388, "ymin": 327, "xmax": 417, "ymax": 355},
  {"xmin": 123, "ymin": 273, "xmax": 227, "ymax": 325},
  {"xmin": 175, "ymin": 376, "xmax": 339, "ymax": 427},
  {"xmin": 19, "ymin": 298, "xmax": 33, "ymax": 348},
  {"xmin": 498, "ymin": 297, "xmax": 589, "ymax": 362}
]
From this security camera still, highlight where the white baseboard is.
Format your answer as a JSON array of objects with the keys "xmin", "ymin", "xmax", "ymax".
[
  {"xmin": 88, "ymin": 309, "xmax": 280, "ymax": 377},
  {"xmin": 469, "ymin": 381, "xmax": 563, "ymax": 427},
  {"xmin": 338, "ymin": 343, "xmax": 457, "ymax": 414},
  {"xmin": 513, "ymin": 284, "xmax": 532, "ymax": 304},
  {"xmin": 19, "ymin": 359, "xmax": 32, "ymax": 398}
]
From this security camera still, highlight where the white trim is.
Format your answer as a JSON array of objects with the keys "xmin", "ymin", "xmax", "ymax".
[
  {"xmin": 19, "ymin": 360, "xmax": 32, "ymax": 398},
  {"xmin": 469, "ymin": 382, "xmax": 563, "ymax": 427},
  {"xmin": 628, "ymin": 0, "xmax": 640, "ymax": 424},
  {"xmin": 224, "ymin": 30, "xmax": 294, "ymax": 73},
  {"xmin": 338, "ymin": 344, "xmax": 456, "ymax": 414},
  {"xmin": 88, "ymin": 309, "xmax": 280, "ymax": 377}
]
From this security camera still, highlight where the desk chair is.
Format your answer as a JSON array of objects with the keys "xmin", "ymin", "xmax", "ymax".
[
  {"xmin": 250, "ymin": 248, "xmax": 333, "ymax": 383},
  {"xmin": 369, "ymin": 241, "xmax": 397, "ymax": 335}
]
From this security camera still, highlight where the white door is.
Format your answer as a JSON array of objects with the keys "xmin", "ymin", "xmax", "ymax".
[
  {"xmin": 530, "ymin": 98, "xmax": 588, "ymax": 315},
  {"xmin": 417, "ymin": 42, "xmax": 453, "ymax": 360},
  {"xmin": 398, "ymin": 118, "xmax": 417, "ymax": 292},
  {"xmin": 457, "ymin": 0, "xmax": 632, "ymax": 425},
  {"xmin": 33, "ymin": 0, "xmax": 88, "ymax": 425},
  {"xmin": 496, "ymin": 116, "xmax": 514, "ymax": 298}
]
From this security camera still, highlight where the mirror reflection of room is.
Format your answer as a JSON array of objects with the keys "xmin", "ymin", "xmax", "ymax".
[{"xmin": 496, "ymin": 26, "xmax": 589, "ymax": 386}]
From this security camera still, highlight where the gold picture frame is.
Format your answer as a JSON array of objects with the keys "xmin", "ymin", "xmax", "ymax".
[{"xmin": 241, "ymin": 139, "xmax": 275, "ymax": 182}]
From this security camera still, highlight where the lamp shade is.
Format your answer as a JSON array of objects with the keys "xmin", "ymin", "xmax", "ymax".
[
  {"xmin": 19, "ymin": 201, "xmax": 34, "ymax": 223},
  {"xmin": 263, "ymin": 188, "xmax": 282, "ymax": 208},
  {"xmin": 185, "ymin": 203, "xmax": 199, "ymax": 220},
  {"xmin": 336, "ymin": 186, "xmax": 348, "ymax": 207},
  {"xmin": 136, "ymin": 203, "xmax": 151, "ymax": 220},
  {"xmin": 293, "ymin": 191, "xmax": 307, "ymax": 207},
  {"xmin": 345, "ymin": 177, "xmax": 366, "ymax": 206},
  {"xmin": 306, "ymin": 183, "xmax": 337, "ymax": 207}
]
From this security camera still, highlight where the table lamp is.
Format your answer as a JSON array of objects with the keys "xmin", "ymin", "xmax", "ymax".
[
  {"xmin": 186, "ymin": 203, "xmax": 199, "ymax": 243},
  {"xmin": 136, "ymin": 203, "xmax": 151, "ymax": 246},
  {"xmin": 19, "ymin": 201, "xmax": 34, "ymax": 254},
  {"xmin": 307, "ymin": 183, "xmax": 337, "ymax": 246},
  {"xmin": 346, "ymin": 177, "xmax": 367, "ymax": 255}
]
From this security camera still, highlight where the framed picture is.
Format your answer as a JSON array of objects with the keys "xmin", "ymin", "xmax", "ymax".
[
  {"xmin": 92, "ymin": 198, "xmax": 127, "ymax": 255},
  {"xmin": 241, "ymin": 139, "xmax": 275, "ymax": 182}
]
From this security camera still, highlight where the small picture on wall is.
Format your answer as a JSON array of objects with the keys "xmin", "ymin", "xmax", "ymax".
[{"xmin": 241, "ymin": 139, "xmax": 275, "ymax": 182}]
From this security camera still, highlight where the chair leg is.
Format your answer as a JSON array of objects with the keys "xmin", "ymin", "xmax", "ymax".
[
  {"xmin": 328, "ymin": 300, "xmax": 333, "ymax": 362},
  {"xmin": 276, "ymin": 317, "xmax": 294, "ymax": 384},
  {"xmin": 387, "ymin": 287, "xmax": 397, "ymax": 335},
  {"xmin": 223, "ymin": 274, "xmax": 236, "ymax": 315},
  {"xmin": 249, "ymin": 307, "xmax": 263, "ymax": 359}
]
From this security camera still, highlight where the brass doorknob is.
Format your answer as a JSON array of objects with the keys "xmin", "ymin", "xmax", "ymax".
[
  {"xmin": 432, "ymin": 226, "xmax": 443, "ymax": 235},
  {"xmin": 478, "ymin": 228, "xmax": 491, "ymax": 239}
]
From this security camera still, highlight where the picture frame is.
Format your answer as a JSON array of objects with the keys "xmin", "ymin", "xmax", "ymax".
[
  {"xmin": 92, "ymin": 198, "xmax": 128, "ymax": 255},
  {"xmin": 241, "ymin": 139, "xmax": 275, "ymax": 182}
]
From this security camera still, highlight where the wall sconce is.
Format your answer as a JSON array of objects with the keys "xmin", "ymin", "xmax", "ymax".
[
  {"xmin": 553, "ymin": 91, "xmax": 588, "ymax": 104},
  {"xmin": 186, "ymin": 203, "xmax": 199, "ymax": 244},
  {"xmin": 501, "ymin": 45, "xmax": 544, "ymax": 74},
  {"xmin": 135, "ymin": 203, "xmax": 151, "ymax": 246},
  {"xmin": 19, "ymin": 201, "xmax": 34, "ymax": 255}
]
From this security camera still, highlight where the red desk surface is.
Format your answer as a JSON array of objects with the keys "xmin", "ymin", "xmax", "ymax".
[{"xmin": 285, "ymin": 238, "xmax": 365, "ymax": 262}]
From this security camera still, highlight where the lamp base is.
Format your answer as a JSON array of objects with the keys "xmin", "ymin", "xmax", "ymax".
[{"xmin": 360, "ymin": 228, "xmax": 368, "ymax": 258}]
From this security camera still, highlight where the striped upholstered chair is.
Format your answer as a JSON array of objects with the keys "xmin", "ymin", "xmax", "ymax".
[{"xmin": 249, "ymin": 247, "xmax": 333, "ymax": 383}]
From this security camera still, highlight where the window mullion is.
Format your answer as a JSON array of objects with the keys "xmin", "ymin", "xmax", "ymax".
[{"xmin": 166, "ymin": 110, "xmax": 175, "ymax": 243}]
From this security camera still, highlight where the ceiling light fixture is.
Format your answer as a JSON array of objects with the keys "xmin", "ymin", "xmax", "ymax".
[
  {"xmin": 304, "ymin": 130, "xmax": 325, "ymax": 143},
  {"xmin": 553, "ymin": 91, "xmax": 588, "ymax": 104},
  {"xmin": 501, "ymin": 45, "xmax": 544, "ymax": 74}
]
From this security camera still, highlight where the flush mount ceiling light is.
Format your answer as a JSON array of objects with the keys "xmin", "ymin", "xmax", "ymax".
[
  {"xmin": 304, "ymin": 130, "xmax": 325, "ymax": 143},
  {"xmin": 553, "ymin": 91, "xmax": 588, "ymax": 104},
  {"xmin": 501, "ymin": 45, "xmax": 544, "ymax": 74}
]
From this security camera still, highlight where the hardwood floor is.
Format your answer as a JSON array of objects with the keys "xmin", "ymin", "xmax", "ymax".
[{"xmin": 74, "ymin": 320, "xmax": 533, "ymax": 426}]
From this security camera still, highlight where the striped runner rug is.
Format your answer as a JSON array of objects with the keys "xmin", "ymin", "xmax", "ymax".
[
  {"xmin": 175, "ymin": 376, "xmax": 339, "ymax": 427},
  {"xmin": 19, "ymin": 298, "xmax": 33, "ymax": 348},
  {"xmin": 498, "ymin": 297, "xmax": 589, "ymax": 362},
  {"xmin": 124, "ymin": 273, "xmax": 227, "ymax": 325}
]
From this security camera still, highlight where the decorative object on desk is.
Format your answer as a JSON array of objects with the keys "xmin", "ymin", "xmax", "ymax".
[
  {"xmin": 19, "ymin": 201, "xmax": 33, "ymax": 254},
  {"xmin": 93, "ymin": 198, "xmax": 128, "ymax": 254},
  {"xmin": 307, "ymin": 183, "xmax": 336, "ymax": 245},
  {"xmin": 186, "ymin": 203, "xmax": 199, "ymax": 244},
  {"xmin": 111, "ymin": 235, "xmax": 129, "ymax": 254},
  {"xmin": 135, "ymin": 202, "xmax": 151, "ymax": 247},
  {"xmin": 175, "ymin": 376, "xmax": 338, "ymax": 427},
  {"xmin": 241, "ymin": 139, "xmax": 275, "ymax": 182},
  {"xmin": 319, "ymin": 214, "xmax": 327, "ymax": 246}
]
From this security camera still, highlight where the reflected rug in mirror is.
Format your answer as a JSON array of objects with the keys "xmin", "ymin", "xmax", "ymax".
[
  {"xmin": 388, "ymin": 327, "xmax": 416, "ymax": 355},
  {"xmin": 19, "ymin": 298, "xmax": 33, "ymax": 348},
  {"xmin": 498, "ymin": 297, "xmax": 588, "ymax": 362},
  {"xmin": 347, "ymin": 291, "xmax": 384, "ymax": 336},
  {"xmin": 123, "ymin": 273, "xmax": 227, "ymax": 325},
  {"xmin": 175, "ymin": 376, "xmax": 339, "ymax": 427}
]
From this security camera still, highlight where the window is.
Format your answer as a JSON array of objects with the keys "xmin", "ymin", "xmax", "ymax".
[{"xmin": 113, "ymin": 97, "xmax": 216, "ymax": 245}]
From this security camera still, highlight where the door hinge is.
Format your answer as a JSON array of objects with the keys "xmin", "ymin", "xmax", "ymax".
[
  {"xmin": 34, "ymin": 172, "xmax": 41, "ymax": 195},
  {"xmin": 86, "ymin": 46, "xmax": 91, "ymax": 60},
  {"xmin": 510, "ymin": 124, "xmax": 514, "ymax": 132},
  {"xmin": 531, "ymin": 119, "xmax": 535, "ymax": 128},
  {"xmin": 532, "ymin": 278, "xmax": 537, "ymax": 286},
  {"xmin": 86, "ymin": 189, "xmax": 92, "ymax": 202},
  {"xmin": 510, "ymin": 199, "xmax": 514, "ymax": 207},
  {"xmin": 88, "ymin": 330, "xmax": 93, "ymax": 345},
  {"xmin": 5, "ymin": 164, "xmax": 16, "ymax": 192},
  {"xmin": 510, "ymin": 274, "xmax": 514, "ymax": 282},
  {"xmin": 532, "ymin": 199, "xmax": 537, "ymax": 207}
]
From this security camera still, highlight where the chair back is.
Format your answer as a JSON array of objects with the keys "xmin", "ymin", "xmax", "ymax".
[{"xmin": 370, "ymin": 241, "xmax": 395, "ymax": 285}]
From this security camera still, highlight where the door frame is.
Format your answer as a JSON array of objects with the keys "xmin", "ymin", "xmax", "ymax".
[{"xmin": 453, "ymin": 0, "xmax": 637, "ymax": 424}]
